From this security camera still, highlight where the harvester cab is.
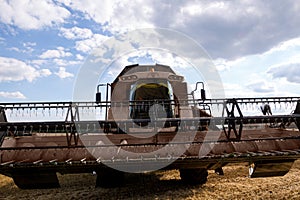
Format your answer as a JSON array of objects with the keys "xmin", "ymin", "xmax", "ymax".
[
  {"xmin": 0, "ymin": 64, "xmax": 300, "ymax": 189},
  {"xmin": 96, "ymin": 64, "xmax": 202, "ymax": 124},
  {"xmin": 95, "ymin": 64, "xmax": 212, "ymax": 136}
]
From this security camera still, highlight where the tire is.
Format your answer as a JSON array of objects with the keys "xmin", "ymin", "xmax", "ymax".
[
  {"xmin": 179, "ymin": 168, "xmax": 208, "ymax": 185},
  {"xmin": 12, "ymin": 171, "xmax": 60, "ymax": 189},
  {"xmin": 96, "ymin": 168, "xmax": 125, "ymax": 188}
]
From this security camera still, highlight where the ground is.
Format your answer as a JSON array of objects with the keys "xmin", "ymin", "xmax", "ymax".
[{"xmin": 0, "ymin": 160, "xmax": 300, "ymax": 200}]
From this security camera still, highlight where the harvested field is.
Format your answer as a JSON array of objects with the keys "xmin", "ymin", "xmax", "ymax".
[{"xmin": 1, "ymin": 160, "xmax": 300, "ymax": 200}]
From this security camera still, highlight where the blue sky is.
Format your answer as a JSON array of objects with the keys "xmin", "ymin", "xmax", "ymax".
[{"xmin": 0, "ymin": 0, "xmax": 300, "ymax": 102}]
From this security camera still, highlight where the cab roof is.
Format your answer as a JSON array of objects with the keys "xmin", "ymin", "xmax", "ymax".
[{"xmin": 112, "ymin": 64, "xmax": 175, "ymax": 84}]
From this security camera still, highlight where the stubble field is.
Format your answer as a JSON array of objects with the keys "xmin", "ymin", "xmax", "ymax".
[{"xmin": 1, "ymin": 160, "xmax": 300, "ymax": 200}]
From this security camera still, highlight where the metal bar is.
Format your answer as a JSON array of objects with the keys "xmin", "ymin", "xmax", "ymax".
[
  {"xmin": 49, "ymin": 159, "xmax": 58, "ymax": 164},
  {"xmin": 0, "ymin": 134, "xmax": 299, "ymax": 153},
  {"xmin": 0, "ymin": 160, "xmax": 15, "ymax": 166},
  {"xmin": 199, "ymin": 97, "xmax": 300, "ymax": 105},
  {"xmin": 1, "ymin": 115, "xmax": 299, "ymax": 133},
  {"xmin": 65, "ymin": 158, "xmax": 72, "ymax": 162},
  {"xmin": 0, "ymin": 97, "xmax": 298, "ymax": 110},
  {"xmin": 0, "ymin": 149, "xmax": 299, "ymax": 166},
  {"xmin": 33, "ymin": 160, "xmax": 43, "ymax": 165}
]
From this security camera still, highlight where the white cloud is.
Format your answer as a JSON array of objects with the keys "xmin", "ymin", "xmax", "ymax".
[
  {"xmin": 224, "ymin": 81, "xmax": 299, "ymax": 98},
  {"xmin": 8, "ymin": 47, "xmax": 21, "ymax": 52},
  {"xmin": 57, "ymin": 0, "xmax": 300, "ymax": 60},
  {"xmin": 215, "ymin": 35, "xmax": 300, "ymax": 98},
  {"xmin": 76, "ymin": 54, "xmax": 85, "ymax": 60},
  {"xmin": 40, "ymin": 47, "xmax": 72, "ymax": 59},
  {"xmin": 0, "ymin": 0, "xmax": 70, "ymax": 30},
  {"xmin": 1, "ymin": 0, "xmax": 300, "ymax": 102},
  {"xmin": 2, "ymin": 0, "xmax": 300, "ymax": 60},
  {"xmin": 53, "ymin": 59, "xmax": 81, "ymax": 66},
  {"xmin": 39, "ymin": 69, "xmax": 52, "ymax": 77},
  {"xmin": 0, "ymin": 57, "xmax": 51, "ymax": 82},
  {"xmin": 246, "ymin": 81, "xmax": 275, "ymax": 93},
  {"xmin": 9, "ymin": 42, "xmax": 36, "ymax": 54},
  {"xmin": 75, "ymin": 34, "xmax": 111, "ymax": 53},
  {"xmin": 59, "ymin": 0, "xmax": 154, "ymax": 33},
  {"xmin": 180, "ymin": 2, "xmax": 231, "ymax": 17},
  {"xmin": 60, "ymin": 26, "xmax": 94, "ymax": 40},
  {"xmin": 58, "ymin": 0, "xmax": 115, "ymax": 25},
  {"xmin": 213, "ymin": 58, "xmax": 232, "ymax": 72},
  {"xmin": 59, "ymin": 26, "xmax": 111, "ymax": 54},
  {"xmin": 23, "ymin": 42, "xmax": 36, "ymax": 47},
  {"xmin": 263, "ymin": 37, "xmax": 300, "ymax": 56},
  {"xmin": 171, "ymin": 1, "xmax": 300, "ymax": 59},
  {"xmin": 55, "ymin": 67, "xmax": 74, "ymax": 79},
  {"xmin": 0, "ymin": 91, "xmax": 26, "ymax": 99},
  {"xmin": 267, "ymin": 63, "xmax": 300, "ymax": 84},
  {"xmin": 111, "ymin": 49, "xmax": 189, "ymax": 69},
  {"xmin": 30, "ymin": 59, "xmax": 48, "ymax": 66}
]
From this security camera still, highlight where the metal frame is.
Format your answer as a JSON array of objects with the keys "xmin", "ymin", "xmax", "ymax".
[
  {"xmin": 0, "ymin": 97, "xmax": 299, "ymax": 145},
  {"xmin": 222, "ymin": 99, "xmax": 243, "ymax": 140}
]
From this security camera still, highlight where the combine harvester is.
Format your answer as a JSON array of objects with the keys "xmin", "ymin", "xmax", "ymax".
[{"xmin": 0, "ymin": 64, "xmax": 300, "ymax": 189}]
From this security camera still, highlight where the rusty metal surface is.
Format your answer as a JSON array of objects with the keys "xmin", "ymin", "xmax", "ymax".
[{"xmin": 1, "ymin": 129, "xmax": 300, "ymax": 173}]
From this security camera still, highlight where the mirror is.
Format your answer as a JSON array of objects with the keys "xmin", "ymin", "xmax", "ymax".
[
  {"xmin": 96, "ymin": 92, "xmax": 101, "ymax": 103},
  {"xmin": 201, "ymin": 89, "xmax": 206, "ymax": 100}
]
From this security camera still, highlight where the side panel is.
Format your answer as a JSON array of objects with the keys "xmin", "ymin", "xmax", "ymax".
[
  {"xmin": 171, "ymin": 82, "xmax": 188, "ymax": 101},
  {"xmin": 0, "ymin": 107, "xmax": 7, "ymax": 122},
  {"xmin": 294, "ymin": 100, "xmax": 300, "ymax": 130},
  {"xmin": 110, "ymin": 82, "xmax": 130, "ymax": 120},
  {"xmin": 0, "ymin": 107, "xmax": 7, "ymax": 146}
]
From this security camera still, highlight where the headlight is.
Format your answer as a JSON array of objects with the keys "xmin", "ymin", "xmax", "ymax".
[
  {"xmin": 119, "ymin": 75, "xmax": 138, "ymax": 81},
  {"xmin": 168, "ymin": 75, "xmax": 184, "ymax": 81}
]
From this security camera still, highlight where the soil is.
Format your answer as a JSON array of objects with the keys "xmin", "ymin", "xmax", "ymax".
[{"xmin": 1, "ymin": 160, "xmax": 300, "ymax": 200}]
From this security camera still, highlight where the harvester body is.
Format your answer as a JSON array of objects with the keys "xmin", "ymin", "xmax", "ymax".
[{"xmin": 0, "ymin": 64, "xmax": 300, "ymax": 189}]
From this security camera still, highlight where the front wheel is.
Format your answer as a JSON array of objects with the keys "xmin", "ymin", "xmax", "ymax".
[
  {"xmin": 96, "ymin": 168, "xmax": 125, "ymax": 188},
  {"xmin": 179, "ymin": 168, "xmax": 208, "ymax": 185}
]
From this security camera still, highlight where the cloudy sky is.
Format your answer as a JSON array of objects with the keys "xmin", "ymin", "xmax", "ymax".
[{"xmin": 0, "ymin": 0, "xmax": 300, "ymax": 102}]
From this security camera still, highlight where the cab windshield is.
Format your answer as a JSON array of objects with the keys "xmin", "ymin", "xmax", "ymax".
[{"xmin": 130, "ymin": 79, "xmax": 174, "ymax": 120}]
